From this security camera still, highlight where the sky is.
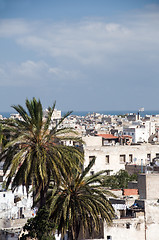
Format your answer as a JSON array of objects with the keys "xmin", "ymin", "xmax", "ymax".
[{"xmin": 0, "ymin": 0, "xmax": 159, "ymax": 112}]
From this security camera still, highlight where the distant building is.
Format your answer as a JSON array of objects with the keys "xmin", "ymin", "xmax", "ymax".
[
  {"xmin": 43, "ymin": 108, "xmax": 61, "ymax": 129},
  {"xmin": 10, "ymin": 114, "xmax": 23, "ymax": 121}
]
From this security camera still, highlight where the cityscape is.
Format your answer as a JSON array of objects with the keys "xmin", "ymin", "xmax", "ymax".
[
  {"xmin": 1, "ymin": 107, "xmax": 159, "ymax": 239},
  {"xmin": 1, "ymin": 0, "xmax": 159, "ymax": 240}
]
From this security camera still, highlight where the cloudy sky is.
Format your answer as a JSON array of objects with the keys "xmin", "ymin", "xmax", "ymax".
[{"xmin": 0, "ymin": 0, "xmax": 159, "ymax": 112}]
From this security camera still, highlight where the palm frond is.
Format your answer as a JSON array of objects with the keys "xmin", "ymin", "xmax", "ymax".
[{"xmin": 0, "ymin": 97, "xmax": 84, "ymax": 209}]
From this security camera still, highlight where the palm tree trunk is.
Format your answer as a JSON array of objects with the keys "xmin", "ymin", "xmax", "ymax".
[
  {"xmin": 40, "ymin": 182, "xmax": 50, "ymax": 208},
  {"xmin": 75, "ymin": 221, "xmax": 81, "ymax": 240},
  {"xmin": 40, "ymin": 188, "xmax": 46, "ymax": 208}
]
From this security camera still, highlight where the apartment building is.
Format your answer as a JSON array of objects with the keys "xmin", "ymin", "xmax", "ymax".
[
  {"xmin": 123, "ymin": 121, "xmax": 156, "ymax": 143},
  {"xmin": 103, "ymin": 173, "xmax": 159, "ymax": 240},
  {"xmin": 83, "ymin": 136, "xmax": 159, "ymax": 175}
]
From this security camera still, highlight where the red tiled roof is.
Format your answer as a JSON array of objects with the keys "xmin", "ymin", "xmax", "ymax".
[
  {"xmin": 121, "ymin": 135, "xmax": 132, "ymax": 139},
  {"xmin": 123, "ymin": 189, "xmax": 138, "ymax": 196},
  {"xmin": 96, "ymin": 134, "xmax": 118, "ymax": 139}
]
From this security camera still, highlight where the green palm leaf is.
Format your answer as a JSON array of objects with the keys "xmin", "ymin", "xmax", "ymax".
[
  {"xmin": 0, "ymin": 98, "xmax": 83, "ymax": 208},
  {"xmin": 47, "ymin": 158, "xmax": 115, "ymax": 240}
]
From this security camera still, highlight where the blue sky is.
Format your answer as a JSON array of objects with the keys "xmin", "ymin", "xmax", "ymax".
[{"xmin": 0, "ymin": 0, "xmax": 159, "ymax": 112}]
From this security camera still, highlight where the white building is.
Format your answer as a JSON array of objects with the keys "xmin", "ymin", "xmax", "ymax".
[
  {"xmin": 0, "ymin": 191, "xmax": 14, "ymax": 219},
  {"xmin": 123, "ymin": 125, "xmax": 148, "ymax": 143},
  {"xmin": 0, "ymin": 186, "xmax": 32, "ymax": 220},
  {"xmin": 103, "ymin": 173, "xmax": 159, "ymax": 240},
  {"xmin": 43, "ymin": 108, "xmax": 62, "ymax": 129},
  {"xmin": 10, "ymin": 114, "xmax": 23, "ymax": 121},
  {"xmin": 123, "ymin": 121, "xmax": 156, "ymax": 143},
  {"xmin": 83, "ymin": 136, "xmax": 159, "ymax": 175},
  {"xmin": 51, "ymin": 109, "xmax": 61, "ymax": 121}
]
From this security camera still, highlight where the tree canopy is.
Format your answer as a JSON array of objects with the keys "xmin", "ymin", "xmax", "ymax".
[
  {"xmin": 103, "ymin": 170, "xmax": 137, "ymax": 189},
  {"xmin": 0, "ymin": 98, "xmax": 83, "ymax": 207},
  {"xmin": 47, "ymin": 157, "xmax": 115, "ymax": 240},
  {"xmin": 20, "ymin": 206, "xmax": 55, "ymax": 240}
]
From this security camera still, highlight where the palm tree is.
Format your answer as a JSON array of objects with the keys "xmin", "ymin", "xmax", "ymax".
[
  {"xmin": 48, "ymin": 157, "xmax": 115, "ymax": 240},
  {"xmin": 0, "ymin": 98, "xmax": 83, "ymax": 207},
  {"xmin": 0, "ymin": 123, "xmax": 9, "ymax": 152}
]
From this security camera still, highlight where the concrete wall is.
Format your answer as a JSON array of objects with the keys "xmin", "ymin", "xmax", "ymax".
[
  {"xmin": 99, "ymin": 199, "xmax": 159, "ymax": 240},
  {"xmin": 0, "ymin": 219, "xmax": 27, "ymax": 240},
  {"xmin": 0, "ymin": 231, "xmax": 19, "ymax": 240},
  {"xmin": 146, "ymin": 174, "xmax": 159, "ymax": 200},
  {"xmin": 104, "ymin": 217, "xmax": 145, "ymax": 240},
  {"xmin": 84, "ymin": 140, "xmax": 159, "ymax": 175},
  {"xmin": 85, "ymin": 173, "xmax": 159, "ymax": 240},
  {"xmin": 125, "ymin": 164, "xmax": 146, "ymax": 175},
  {"xmin": 145, "ymin": 200, "xmax": 159, "ymax": 240},
  {"xmin": 83, "ymin": 136, "xmax": 102, "ymax": 147},
  {"xmin": 138, "ymin": 174, "xmax": 159, "ymax": 200},
  {"xmin": 138, "ymin": 174, "xmax": 147, "ymax": 199},
  {"xmin": 0, "ymin": 218, "xmax": 27, "ymax": 229},
  {"xmin": 84, "ymin": 145, "xmax": 125, "ymax": 174}
]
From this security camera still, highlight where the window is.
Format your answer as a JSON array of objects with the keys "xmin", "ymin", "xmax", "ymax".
[
  {"xmin": 90, "ymin": 171, "xmax": 94, "ymax": 175},
  {"xmin": 126, "ymin": 223, "xmax": 131, "ymax": 229},
  {"xmin": 103, "ymin": 140, "xmax": 109, "ymax": 145},
  {"xmin": 89, "ymin": 156, "xmax": 95, "ymax": 162},
  {"xmin": 3, "ymin": 194, "xmax": 5, "ymax": 197},
  {"xmin": 107, "ymin": 236, "xmax": 112, "ymax": 240},
  {"xmin": 156, "ymin": 153, "xmax": 159, "ymax": 158},
  {"xmin": 106, "ymin": 170, "xmax": 111, "ymax": 176},
  {"xmin": 147, "ymin": 153, "xmax": 151, "ymax": 160},
  {"xmin": 129, "ymin": 154, "xmax": 133, "ymax": 163},
  {"xmin": 120, "ymin": 155, "xmax": 126, "ymax": 164},
  {"xmin": 106, "ymin": 155, "xmax": 109, "ymax": 164}
]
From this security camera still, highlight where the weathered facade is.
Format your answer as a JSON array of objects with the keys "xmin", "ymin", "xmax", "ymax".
[
  {"xmin": 86, "ymin": 173, "xmax": 159, "ymax": 240},
  {"xmin": 83, "ymin": 136, "xmax": 159, "ymax": 175}
]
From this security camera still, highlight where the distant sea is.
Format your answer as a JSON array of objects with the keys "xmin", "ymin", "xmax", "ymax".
[
  {"xmin": 63, "ymin": 110, "xmax": 159, "ymax": 118},
  {"xmin": 1, "ymin": 110, "xmax": 159, "ymax": 118}
]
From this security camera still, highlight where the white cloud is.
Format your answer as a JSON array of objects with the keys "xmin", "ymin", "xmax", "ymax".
[
  {"xmin": 1, "ymin": 5, "xmax": 159, "ymax": 110},
  {"xmin": 0, "ymin": 60, "xmax": 82, "ymax": 87},
  {"xmin": 0, "ymin": 61, "xmax": 47, "ymax": 86},
  {"xmin": 17, "ymin": 21, "xmax": 131, "ymax": 63},
  {"xmin": 0, "ymin": 19, "xmax": 31, "ymax": 37},
  {"xmin": 0, "ymin": 5, "xmax": 158, "ymax": 69},
  {"xmin": 15, "ymin": 60, "xmax": 48, "ymax": 78},
  {"xmin": 11, "ymin": 9, "xmax": 158, "ymax": 69}
]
